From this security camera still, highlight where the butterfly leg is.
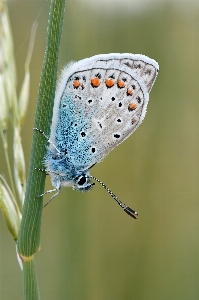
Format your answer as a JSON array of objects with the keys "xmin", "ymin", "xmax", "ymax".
[
  {"xmin": 34, "ymin": 167, "xmax": 51, "ymax": 176},
  {"xmin": 37, "ymin": 189, "xmax": 57, "ymax": 198},
  {"xmin": 43, "ymin": 190, "xmax": 60, "ymax": 207},
  {"xmin": 35, "ymin": 167, "xmax": 47, "ymax": 173},
  {"xmin": 33, "ymin": 127, "xmax": 61, "ymax": 153},
  {"xmin": 36, "ymin": 188, "xmax": 60, "ymax": 207}
]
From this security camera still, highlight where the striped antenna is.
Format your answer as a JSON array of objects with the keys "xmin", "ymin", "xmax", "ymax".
[{"xmin": 90, "ymin": 176, "xmax": 138, "ymax": 219}]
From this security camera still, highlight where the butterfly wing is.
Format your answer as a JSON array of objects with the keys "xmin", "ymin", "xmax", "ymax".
[{"xmin": 50, "ymin": 54, "xmax": 159, "ymax": 171}]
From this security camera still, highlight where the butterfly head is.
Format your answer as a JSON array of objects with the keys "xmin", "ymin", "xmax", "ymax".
[{"xmin": 73, "ymin": 172, "xmax": 94, "ymax": 192}]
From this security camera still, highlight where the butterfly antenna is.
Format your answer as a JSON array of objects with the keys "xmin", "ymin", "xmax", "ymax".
[
  {"xmin": 90, "ymin": 176, "xmax": 138, "ymax": 219},
  {"xmin": 33, "ymin": 128, "xmax": 61, "ymax": 154}
]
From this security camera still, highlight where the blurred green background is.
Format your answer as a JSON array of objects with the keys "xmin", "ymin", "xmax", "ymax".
[{"xmin": 1, "ymin": 0, "xmax": 199, "ymax": 299}]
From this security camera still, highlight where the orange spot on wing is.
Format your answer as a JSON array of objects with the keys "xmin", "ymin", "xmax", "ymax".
[
  {"xmin": 127, "ymin": 88, "xmax": 133, "ymax": 96},
  {"xmin": 105, "ymin": 78, "xmax": 115, "ymax": 88},
  {"xmin": 132, "ymin": 118, "xmax": 137, "ymax": 124},
  {"xmin": 128, "ymin": 103, "xmax": 137, "ymax": 111},
  {"xmin": 117, "ymin": 80, "xmax": 125, "ymax": 88},
  {"xmin": 73, "ymin": 80, "xmax": 80, "ymax": 88},
  {"xmin": 91, "ymin": 77, "xmax": 101, "ymax": 87}
]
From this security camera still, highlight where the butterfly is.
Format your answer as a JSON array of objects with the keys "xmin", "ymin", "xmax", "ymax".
[{"xmin": 35, "ymin": 53, "xmax": 159, "ymax": 219}]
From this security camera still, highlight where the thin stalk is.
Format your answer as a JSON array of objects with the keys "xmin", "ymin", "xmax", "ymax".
[
  {"xmin": 17, "ymin": 0, "xmax": 67, "ymax": 299},
  {"xmin": 18, "ymin": 0, "xmax": 66, "ymax": 257},
  {"xmin": 23, "ymin": 258, "xmax": 40, "ymax": 300}
]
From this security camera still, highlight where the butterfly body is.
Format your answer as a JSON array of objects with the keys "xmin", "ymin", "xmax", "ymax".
[{"xmin": 44, "ymin": 53, "xmax": 159, "ymax": 194}]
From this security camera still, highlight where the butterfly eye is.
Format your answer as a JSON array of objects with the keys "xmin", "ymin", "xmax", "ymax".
[{"xmin": 77, "ymin": 175, "xmax": 86, "ymax": 186}]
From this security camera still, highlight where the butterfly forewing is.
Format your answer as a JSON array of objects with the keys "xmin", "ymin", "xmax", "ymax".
[{"xmin": 51, "ymin": 54, "xmax": 158, "ymax": 170}]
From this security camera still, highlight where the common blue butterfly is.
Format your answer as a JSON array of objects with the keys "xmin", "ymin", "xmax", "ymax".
[{"xmin": 35, "ymin": 53, "xmax": 159, "ymax": 218}]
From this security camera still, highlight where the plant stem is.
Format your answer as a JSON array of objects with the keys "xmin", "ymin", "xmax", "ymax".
[
  {"xmin": 17, "ymin": 0, "xmax": 67, "ymax": 298},
  {"xmin": 18, "ymin": 0, "xmax": 66, "ymax": 257},
  {"xmin": 23, "ymin": 258, "xmax": 40, "ymax": 300}
]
